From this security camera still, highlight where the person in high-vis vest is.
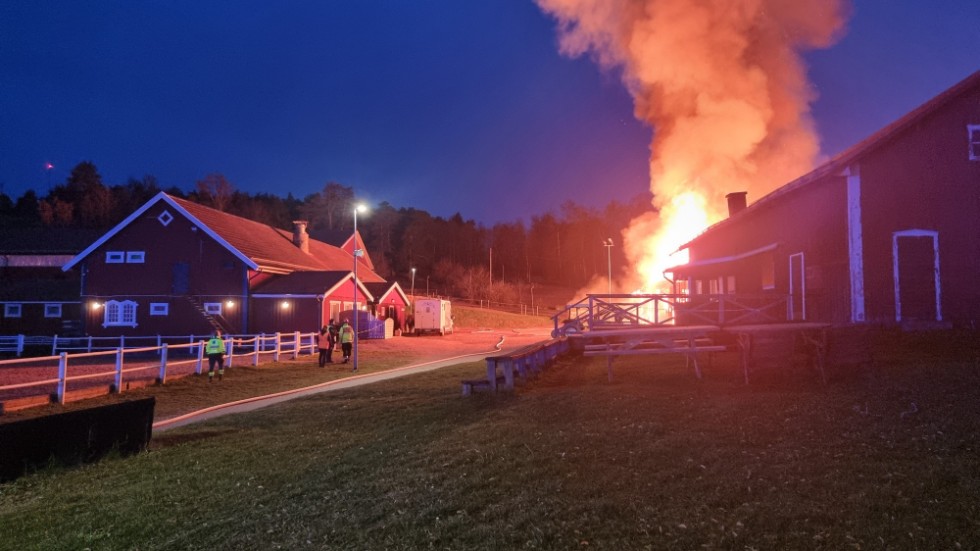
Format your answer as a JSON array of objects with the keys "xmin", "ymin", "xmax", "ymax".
[
  {"xmin": 338, "ymin": 319, "xmax": 354, "ymax": 365},
  {"xmin": 205, "ymin": 330, "xmax": 226, "ymax": 382}
]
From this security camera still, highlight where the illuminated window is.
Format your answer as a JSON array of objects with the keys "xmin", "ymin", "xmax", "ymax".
[
  {"xmin": 726, "ymin": 275, "xmax": 736, "ymax": 294},
  {"xmin": 970, "ymin": 125, "xmax": 980, "ymax": 161},
  {"xmin": 44, "ymin": 304, "xmax": 62, "ymax": 318},
  {"xmin": 106, "ymin": 251, "xmax": 124, "ymax": 264},
  {"xmin": 104, "ymin": 300, "xmax": 138, "ymax": 327},
  {"xmin": 126, "ymin": 251, "xmax": 145, "ymax": 263},
  {"xmin": 4, "ymin": 304, "xmax": 22, "ymax": 318},
  {"xmin": 150, "ymin": 303, "xmax": 169, "ymax": 316}
]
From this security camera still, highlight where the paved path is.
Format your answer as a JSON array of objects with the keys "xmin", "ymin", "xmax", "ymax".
[{"xmin": 153, "ymin": 338, "xmax": 510, "ymax": 432}]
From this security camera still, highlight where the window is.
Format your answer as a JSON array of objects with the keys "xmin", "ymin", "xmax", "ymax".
[
  {"xmin": 150, "ymin": 303, "xmax": 169, "ymax": 316},
  {"xmin": 761, "ymin": 252, "xmax": 776, "ymax": 289},
  {"xmin": 44, "ymin": 304, "xmax": 62, "ymax": 318},
  {"xmin": 104, "ymin": 300, "xmax": 138, "ymax": 327},
  {"xmin": 726, "ymin": 275, "xmax": 736, "ymax": 294},
  {"xmin": 106, "ymin": 251, "xmax": 125, "ymax": 264},
  {"xmin": 970, "ymin": 125, "xmax": 980, "ymax": 161},
  {"xmin": 4, "ymin": 304, "xmax": 22, "ymax": 318},
  {"xmin": 204, "ymin": 302, "xmax": 222, "ymax": 315},
  {"xmin": 126, "ymin": 251, "xmax": 145, "ymax": 263},
  {"xmin": 158, "ymin": 210, "xmax": 174, "ymax": 226}
]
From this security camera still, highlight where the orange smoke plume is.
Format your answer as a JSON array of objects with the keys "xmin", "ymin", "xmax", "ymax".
[{"xmin": 537, "ymin": 0, "xmax": 850, "ymax": 292}]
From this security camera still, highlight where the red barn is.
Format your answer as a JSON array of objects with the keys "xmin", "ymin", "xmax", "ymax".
[
  {"xmin": 669, "ymin": 70, "xmax": 980, "ymax": 329},
  {"xmin": 63, "ymin": 192, "xmax": 388, "ymax": 337}
]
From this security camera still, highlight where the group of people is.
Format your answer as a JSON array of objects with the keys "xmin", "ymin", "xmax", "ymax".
[
  {"xmin": 317, "ymin": 319, "xmax": 355, "ymax": 369},
  {"xmin": 201, "ymin": 319, "xmax": 356, "ymax": 384}
]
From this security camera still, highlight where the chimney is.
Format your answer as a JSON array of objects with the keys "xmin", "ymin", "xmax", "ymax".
[
  {"xmin": 292, "ymin": 220, "xmax": 309, "ymax": 253},
  {"xmin": 725, "ymin": 192, "xmax": 747, "ymax": 217}
]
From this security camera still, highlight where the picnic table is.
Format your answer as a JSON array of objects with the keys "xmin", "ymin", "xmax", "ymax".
[{"xmin": 579, "ymin": 324, "xmax": 725, "ymax": 380}]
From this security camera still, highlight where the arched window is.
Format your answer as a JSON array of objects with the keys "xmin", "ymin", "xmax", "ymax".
[{"xmin": 104, "ymin": 300, "xmax": 138, "ymax": 327}]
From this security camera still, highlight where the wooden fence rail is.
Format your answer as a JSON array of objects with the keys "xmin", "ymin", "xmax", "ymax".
[{"xmin": 0, "ymin": 332, "xmax": 317, "ymax": 411}]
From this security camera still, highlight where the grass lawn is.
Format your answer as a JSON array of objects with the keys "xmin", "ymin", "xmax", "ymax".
[{"xmin": 2, "ymin": 332, "xmax": 980, "ymax": 550}]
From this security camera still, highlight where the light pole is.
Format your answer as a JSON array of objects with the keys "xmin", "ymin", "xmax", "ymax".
[
  {"xmin": 352, "ymin": 204, "xmax": 367, "ymax": 372},
  {"xmin": 410, "ymin": 267, "xmax": 416, "ymax": 315},
  {"xmin": 603, "ymin": 238, "xmax": 614, "ymax": 295}
]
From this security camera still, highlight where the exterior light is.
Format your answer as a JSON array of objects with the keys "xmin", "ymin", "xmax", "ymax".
[
  {"xmin": 281, "ymin": 301, "xmax": 290, "ymax": 310},
  {"xmin": 225, "ymin": 300, "xmax": 235, "ymax": 308}
]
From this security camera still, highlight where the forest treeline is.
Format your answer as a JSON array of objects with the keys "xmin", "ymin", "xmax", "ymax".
[{"xmin": 1, "ymin": 162, "xmax": 655, "ymax": 306}]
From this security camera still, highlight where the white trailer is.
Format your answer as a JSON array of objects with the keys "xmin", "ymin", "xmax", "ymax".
[{"xmin": 413, "ymin": 299, "xmax": 453, "ymax": 336}]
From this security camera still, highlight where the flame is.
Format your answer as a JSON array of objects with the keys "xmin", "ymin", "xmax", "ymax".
[{"xmin": 538, "ymin": 0, "xmax": 850, "ymax": 296}]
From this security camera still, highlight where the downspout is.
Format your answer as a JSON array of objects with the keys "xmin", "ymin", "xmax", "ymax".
[
  {"xmin": 242, "ymin": 268, "xmax": 250, "ymax": 333},
  {"xmin": 845, "ymin": 164, "xmax": 866, "ymax": 323}
]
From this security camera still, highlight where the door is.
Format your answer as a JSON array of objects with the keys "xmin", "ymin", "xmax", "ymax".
[
  {"xmin": 789, "ymin": 253, "xmax": 806, "ymax": 321},
  {"xmin": 893, "ymin": 231, "xmax": 941, "ymax": 322},
  {"xmin": 172, "ymin": 262, "xmax": 189, "ymax": 295}
]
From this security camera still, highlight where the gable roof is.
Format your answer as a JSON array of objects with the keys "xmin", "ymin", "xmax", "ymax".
[
  {"xmin": 680, "ymin": 69, "xmax": 980, "ymax": 251},
  {"xmin": 63, "ymin": 192, "xmax": 385, "ymax": 282},
  {"xmin": 364, "ymin": 281, "xmax": 410, "ymax": 305}
]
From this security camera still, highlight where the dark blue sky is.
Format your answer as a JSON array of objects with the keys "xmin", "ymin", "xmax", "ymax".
[{"xmin": 1, "ymin": 1, "xmax": 977, "ymax": 224}]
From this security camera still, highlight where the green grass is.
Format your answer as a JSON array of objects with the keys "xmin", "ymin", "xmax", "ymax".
[
  {"xmin": 453, "ymin": 304, "xmax": 552, "ymax": 330},
  {"xmin": 2, "ymin": 334, "xmax": 980, "ymax": 550}
]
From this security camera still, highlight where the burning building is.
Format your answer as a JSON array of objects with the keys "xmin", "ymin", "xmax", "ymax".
[{"xmin": 668, "ymin": 70, "xmax": 980, "ymax": 328}]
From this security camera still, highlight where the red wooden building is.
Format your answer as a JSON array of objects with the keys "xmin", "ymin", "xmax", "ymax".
[
  {"xmin": 63, "ymin": 192, "xmax": 407, "ymax": 336},
  {"xmin": 669, "ymin": 70, "xmax": 980, "ymax": 329}
]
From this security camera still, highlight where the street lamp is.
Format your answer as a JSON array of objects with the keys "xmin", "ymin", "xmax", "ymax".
[
  {"xmin": 410, "ymin": 267, "xmax": 416, "ymax": 318},
  {"xmin": 352, "ymin": 203, "xmax": 367, "ymax": 372},
  {"xmin": 603, "ymin": 238, "xmax": 614, "ymax": 295}
]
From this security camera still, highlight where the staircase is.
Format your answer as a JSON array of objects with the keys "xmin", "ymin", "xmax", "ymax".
[{"xmin": 183, "ymin": 296, "xmax": 234, "ymax": 334}]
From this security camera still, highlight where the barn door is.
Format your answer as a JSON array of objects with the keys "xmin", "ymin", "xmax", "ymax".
[
  {"xmin": 893, "ymin": 231, "xmax": 941, "ymax": 322},
  {"xmin": 788, "ymin": 252, "xmax": 806, "ymax": 321}
]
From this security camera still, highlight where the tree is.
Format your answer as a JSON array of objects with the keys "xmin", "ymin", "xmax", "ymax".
[
  {"xmin": 300, "ymin": 182, "xmax": 354, "ymax": 231},
  {"xmin": 194, "ymin": 173, "xmax": 234, "ymax": 212}
]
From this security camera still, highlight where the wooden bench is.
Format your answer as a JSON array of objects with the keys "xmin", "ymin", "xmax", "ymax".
[{"xmin": 461, "ymin": 337, "xmax": 568, "ymax": 395}]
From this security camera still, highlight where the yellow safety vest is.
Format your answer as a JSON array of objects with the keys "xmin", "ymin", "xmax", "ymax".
[{"xmin": 206, "ymin": 337, "xmax": 225, "ymax": 355}]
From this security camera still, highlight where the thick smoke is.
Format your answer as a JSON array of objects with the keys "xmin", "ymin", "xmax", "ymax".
[{"xmin": 537, "ymin": 0, "xmax": 850, "ymax": 291}]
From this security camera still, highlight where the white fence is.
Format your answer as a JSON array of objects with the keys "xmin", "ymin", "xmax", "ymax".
[{"xmin": 0, "ymin": 331, "xmax": 317, "ymax": 406}]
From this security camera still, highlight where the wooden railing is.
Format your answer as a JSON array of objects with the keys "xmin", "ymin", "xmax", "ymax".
[
  {"xmin": 461, "ymin": 337, "xmax": 570, "ymax": 395},
  {"xmin": 551, "ymin": 293, "xmax": 791, "ymax": 336}
]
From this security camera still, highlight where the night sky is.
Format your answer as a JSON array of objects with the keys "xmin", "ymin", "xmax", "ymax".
[{"xmin": 1, "ymin": 1, "xmax": 977, "ymax": 224}]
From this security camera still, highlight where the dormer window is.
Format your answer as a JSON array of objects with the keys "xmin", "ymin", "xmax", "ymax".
[{"xmin": 969, "ymin": 125, "xmax": 980, "ymax": 161}]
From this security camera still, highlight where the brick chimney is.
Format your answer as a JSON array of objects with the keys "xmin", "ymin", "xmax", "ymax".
[
  {"xmin": 726, "ymin": 192, "xmax": 747, "ymax": 217},
  {"xmin": 292, "ymin": 220, "xmax": 309, "ymax": 253}
]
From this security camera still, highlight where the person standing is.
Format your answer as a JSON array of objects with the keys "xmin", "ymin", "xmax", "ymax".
[
  {"xmin": 317, "ymin": 325, "xmax": 330, "ymax": 367},
  {"xmin": 327, "ymin": 319, "xmax": 338, "ymax": 364},
  {"xmin": 205, "ymin": 330, "xmax": 226, "ymax": 382},
  {"xmin": 339, "ymin": 319, "xmax": 354, "ymax": 364}
]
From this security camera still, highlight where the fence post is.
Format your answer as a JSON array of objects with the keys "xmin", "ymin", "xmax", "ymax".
[
  {"xmin": 114, "ymin": 348, "xmax": 123, "ymax": 392},
  {"xmin": 51, "ymin": 334, "xmax": 58, "ymax": 356},
  {"xmin": 156, "ymin": 335, "xmax": 162, "ymax": 355},
  {"xmin": 226, "ymin": 338, "xmax": 234, "ymax": 369},
  {"xmin": 293, "ymin": 331, "xmax": 300, "ymax": 359},
  {"xmin": 274, "ymin": 332, "xmax": 281, "ymax": 362},
  {"xmin": 17, "ymin": 334, "xmax": 24, "ymax": 357},
  {"xmin": 56, "ymin": 352, "xmax": 67, "ymax": 404},
  {"xmin": 196, "ymin": 341, "xmax": 204, "ymax": 374},
  {"xmin": 253, "ymin": 335, "xmax": 260, "ymax": 366},
  {"xmin": 120, "ymin": 334, "xmax": 125, "ymax": 350},
  {"xmin": 158, "ymin": 343, "xmax": 169, "ymax": 384},
  {"xmin": 87, "ymin": 335, "xmax": 93, "ymax": 353}
]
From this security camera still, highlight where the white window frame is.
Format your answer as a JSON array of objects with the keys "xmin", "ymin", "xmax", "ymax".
[
  {"xmin": 126, "ymin": 251, "xmax": 146, "ymax": 263},
  {"xmin": 969, "ymin": 124, "xmax": 980, "ymax": 161},
  {"xmin": 44, "ymin": 304, "xmax": 62, "ymax": 318},
  {"xmin": 106, "ymin": 251, "xmax": 125, "ymax": 264},
  {"xmin": 892, "ymin": 229, "xmax": 942, "ymax": 322},
  {"xmin": 4, "ymin": 304, "xmax": 22, "ymax": 318},
  {"xmin": 204, "ymin": 302, "xmax": 222, "ymax": 316},
  {"xmin": 104, "ymin": 300, "xmax": 138, "ymax": 327},
  {"xmin": 150, "ymin": 303, "xmax": 169, "ymax": 316},
  {"xmin": 158, "ymin": 210, "xmax": 174, "ymax": 226}
]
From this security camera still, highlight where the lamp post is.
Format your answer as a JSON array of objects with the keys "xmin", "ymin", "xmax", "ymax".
[
  {"xmin": 603, "ymin": 238, "xmax": 614, "ymax": 295},
  {"xmin": 410, "ymin": 267, "xmax": 416, "ymax": 315},
  {"xmin": 352, "ymin": 204, "xmax": 367, "ymax": 372}
]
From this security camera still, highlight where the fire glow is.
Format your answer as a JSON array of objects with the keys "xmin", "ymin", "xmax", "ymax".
[{"xmin": 538, "ymin": 0, "xmax": 850, "ymax": 294}]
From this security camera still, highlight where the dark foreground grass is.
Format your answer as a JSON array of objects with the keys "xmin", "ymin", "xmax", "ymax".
[{"xmin": 2, "ymin": 336, "xmax": 980, "ymax": 550}]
